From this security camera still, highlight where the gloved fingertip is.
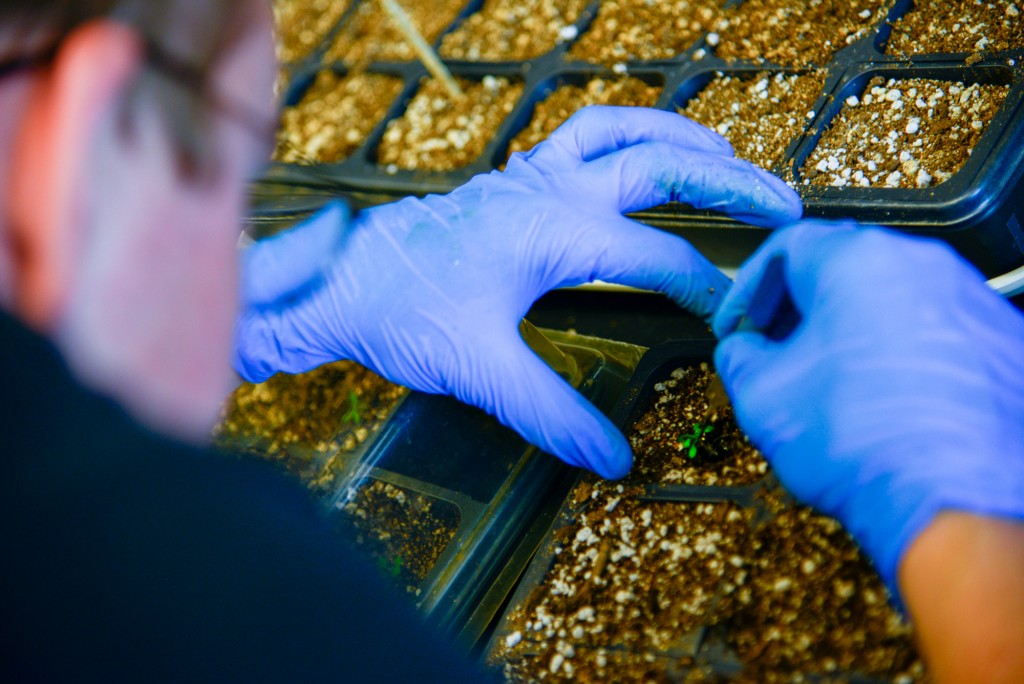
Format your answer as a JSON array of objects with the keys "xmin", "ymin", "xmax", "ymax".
[
  {"xmin": 712, "ymin": 302, "xmax": 743, "ymax": 339},
  {"xmin": 589, "ymin": 425, "xmax": 634, "ymax": 480},
  {"xmin": 738, "ymin": 171, "xmax": 803, "ymax": 228},
  {"xmin": 597, "ymin": 452, "xmax": 633, "ymax": 481},
  {"xmin": 313, "ymin": 200, "xmax": 352, "ymax": 248},
  {"xmin": 549, "ymin": 408, "xmax": 633, "ymax": 480},
  {"xmin": 713, "ymin": 331, "xmax": 770, "ymax": 388},
  {"xmin": 772, "ymin": 190, "xmax": 804, "ymax": 225},
  {"xmin": 241, "ymin": 199, "xmax": 353, "ymax": 309}
]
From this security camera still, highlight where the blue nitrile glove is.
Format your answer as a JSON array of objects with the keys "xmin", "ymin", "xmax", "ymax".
[
  {"xmin": 235, "ymin": 106, "xmax": 802, "ymax": 479},
  {"xmin": 713, "ymin": 220, "xmax": 1024, "ymax": 598},
  {"xmin": 238, "ymin": 201, "xmax": 351, "ymax": 308}
]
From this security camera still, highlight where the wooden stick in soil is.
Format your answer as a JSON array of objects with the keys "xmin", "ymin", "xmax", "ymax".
[{"xmin": 378, "ymin": 0, "xmax": 464, "ymax": 100}]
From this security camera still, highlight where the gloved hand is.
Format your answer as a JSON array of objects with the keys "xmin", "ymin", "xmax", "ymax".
[
  {"xmin": 714, "ymin": 220, "xmax": 1024, "ymax": 598},
  {"xmin": 236, "ymin": 106, "xmax": 801, "ymax": 479}
]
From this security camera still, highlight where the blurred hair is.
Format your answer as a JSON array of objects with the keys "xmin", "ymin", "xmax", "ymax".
[
  {"xmin": 1, "ymin": 0, "xmax": 258, "ymax": 178},
  {"xmin": 0, "ymin": 0, "xmax": 244, "ymax": 66}
]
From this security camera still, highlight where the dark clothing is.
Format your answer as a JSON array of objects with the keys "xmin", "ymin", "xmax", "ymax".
[{"xmin": 0, "ymin": 311, "xmax": 488, "ymax": 682}]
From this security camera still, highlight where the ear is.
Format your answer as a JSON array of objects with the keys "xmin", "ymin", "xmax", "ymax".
[{"xmin": 9, "ymin": 20, "xmax": 144, "ymax": 330}]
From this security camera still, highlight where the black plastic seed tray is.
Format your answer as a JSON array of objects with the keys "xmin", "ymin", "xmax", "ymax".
[
  {"xmin": 265, "ymin": 0, "xmax": 1024, "ymax": 278},
  {"xmin": 315, "ymin": 329, "xmax": 644, "ymax": 646},
  {"xmin": 485, "ymin": 340, "xmax": 925, "ymax": 682},
  {"xmin": 233, "ymin": 184, "xmax": 652, "ymax": 641}
]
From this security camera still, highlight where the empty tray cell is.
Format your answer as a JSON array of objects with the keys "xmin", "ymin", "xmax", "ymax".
[
  {"xmin": 215, "ymin": 360, "xmax": 407, "ymax": 490},
  {"xmin": 272, "ymin": 0, "xmax": 352, "ymax": 64},
  {"xmin": 714, "ymin": 0, "xmax": 894, "ymax": 66},
  {"xmin": 626, "ymin": 363, "xmax": 768, "ymax": 487},
  {"xmin": 722, "ymin": 499, "xmax": 925, "ymax": 682},
  {"xmin": 439, "ymin": 0, "xmax": 589, "ymax": 61},
  {"xmin": 568, "ymin": 0, "xmax": 720, "ymax": 65},
  {"xmin": 506, "ymin": 76, "xmax": 662, "ymax": 159},
  {"xmin": 492, "ymin": 494, "xmax": 753, "ymax": 681},
  {"xmin": 679, "ymin": 70, "xmax": 826, "ymax": 172},
  {"xmin": 323, "ymin": 0, "xmax": 467, "ymax": 66},
  {"xmin": 377, "ymin": 75, "xmax": 523, "ymax": 171},
  {"xmin": 338, "ymin": 480, "xmax": 461, "ymax": 594},
  {"xmin": 274, "ymin": 70, "xmax": 404, "ymax": 164},
  {"xmin": 803, "ymin": 76, "xmax": 1010, "ymax": 188},
  {"xmin": 887, "ymin": 0, "xmax": 1024, "ymax": 56}
]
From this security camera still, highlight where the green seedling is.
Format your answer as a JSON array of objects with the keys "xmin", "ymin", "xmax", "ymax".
[
  {"xmin": 342, "ymin": 391, "xmax": 362, "ymax": 426},
  {"xmin": 378, "ymin": 554, "xmax": 403, "ymax": 578},
  {"xmin": 679, "ymin": 423, "xmax": 714, "ymax": 459}
]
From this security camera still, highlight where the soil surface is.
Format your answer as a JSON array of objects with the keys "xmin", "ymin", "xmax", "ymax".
[
  {"xmin": 377, "ymin": 75, "xmax": 523, "ymax": 171},
  {"xmin": 216, "ymin": 360, "xmax": 407, "ymax": 491},
  {"xmin": 714, "ymin": 0, "xmax": 894, "ymax": 66},
  {"xmin": 491, "ymin": 363, "xmax": 926, "ymax": 683},
  {"xmin": 724, "ymin": 494, "xmax": 926, "ymax": 683},
  {"xmin": 626, "ymin": 365, "xmax": 767, "ymax": 487},
  {"xmin": 887, "ymin": 1, "xmax": 1024, "ymax": 56},
  {"xmin": 324, "ymin": 0, "xmax": 466, "ymax": 66},
  {"xmin": 440, "ymin": 0, "xmax": 589, "ymax": 61},
  {"xmin": 272, "ymin": 0, "xmax": 351, "ymax": 64},
  {"xmin": 681, "ymin": 70, "xmax": 826, "ymax": 172},
  {"xmin": 495, "ymin": 493, "xmax": 753, "ymax": 682},
  {"xmin": 339, "ymin": 480, "xmax": 460, "ymax": 594},
  {"xmin": 569, "ymin": 0, "xmax": 720, "ymax": 65},
  {"xmin": 506, "ymin": 77, "xmax": 662, "ymax": 159},
  {"xmin": 803, "ymin": 76, "xmax": 1009, "ymax": 188},
  {"xmin": 274, "ymin": 70, "xmax": 404, "ymax": 164}
]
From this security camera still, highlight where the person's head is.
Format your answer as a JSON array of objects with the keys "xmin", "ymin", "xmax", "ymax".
[{"xmin": 0, "ymin": 0, "xmax": 277, "ymax": 439}]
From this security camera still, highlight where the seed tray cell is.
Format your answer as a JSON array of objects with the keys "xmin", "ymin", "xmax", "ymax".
[
  {"xmin": 505, "ymin": 72, "xmax": 664, "ymax": 162},
  {"xmin": 324, "ymin": 0, "xmax": 470, "ymax": 66},
  {"xmin": 268, "ymin": 0, "xmax": 1024, "ymax": 281},
  {"xmin": 377, "ymin": 75, "xmax": 525, "ymax": 172},
  {"xmin": 336, "ymin": 475, "xmax": 464, "ymax": 594},
  {"xmin": 317, "ymin": 330, "xmax": 644, "ymax": 643},
  {"xmin": 884, "ymin": 0, "xmax": 1024, "ymax": 58},
  {"xmin": 487, "ymin": 341, "xmax": 926, "ymax": 683},
  {"xmin": 802, "ymin": 72, "xmax": 1011, "ymax": 189},
  {"xmin": 215, "ymin": 360, "xmax": 408, "ymax": 491},
  {"xmin": 274, "ymin": 69, "xmax": 406, "ymax": 164},
  {"xmin": 271, "ymin": 0, "xmax": 353, "ymax": 65},
  {"xmin": 615, "ymin": 341, "xmax": 770, "ymax": 490},
  {"xmin": 711, "ymin": 0, "xmax": 897, "ymax": 67},
  {"xmin": 567, "ymin": 0, "xmax": 721, "ymax": 66},
  {"xmin": 489, "ymin": 494, "xmax": 756, "ymax": 680},
  {"xmin": 439, "ymin": 0, "xmax": 591, "ymax": 62},
  {"xmin": 788, "ymin": 62, "xmax": 1024, "ymax": 273},
  {"xmin": 673, "ymin": 67, "xmax": 830, "ymax": 174}
]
